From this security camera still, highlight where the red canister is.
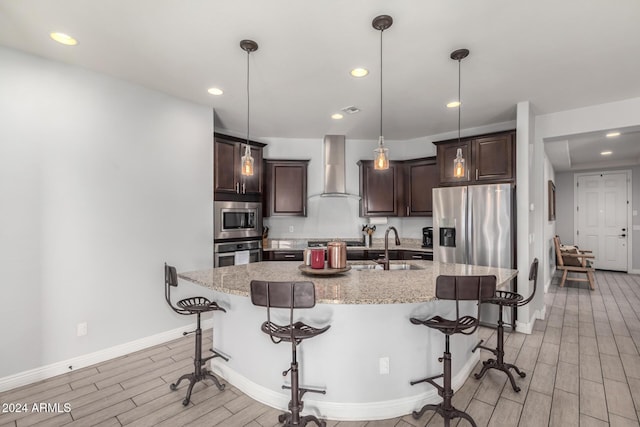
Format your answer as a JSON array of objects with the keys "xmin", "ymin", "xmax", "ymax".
[{"xmin": 311, "ymin": 248, "xmax": 325, "ymax": 269}]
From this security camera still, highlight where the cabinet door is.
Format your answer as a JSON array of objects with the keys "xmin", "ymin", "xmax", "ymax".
[
  {"xmin": 472, "ymin": 133, "xmax": 514, "ymax": 182},
  {"xmin": 242, "ymin": 146, "xmax": 263, "ymax": 195},
  {"xmin": 214, "ymin": 138, "xmax": 240, "ymax": 193},
  {"xmin": 402, "ymin": 251, "xmax": 433, "ymax": 261},
  {"xmin": 359, "ymin": 161, "xmax": 402, "ymax": 216},
  {"xmin": 265, "ymin": 160, "xmax": 308, "ymax": 216},
  {"xmin": 263, "ymin": 251, "xmax": 304, "ymax": 261},
  {"xmin": 405, "ymin": 158, "xmax": 437, "ymax": 216},
  {"xmin": 437, "ymin": 141, "xmax": 471, "ymax": 184}
]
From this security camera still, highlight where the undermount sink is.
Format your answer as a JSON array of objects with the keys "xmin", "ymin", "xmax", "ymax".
[{"xmin": 350, "ymin": 263, "xmax": 423, "ymax": 271}]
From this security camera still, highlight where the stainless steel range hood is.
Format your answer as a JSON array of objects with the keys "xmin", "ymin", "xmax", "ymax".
[
  {"xmin": 308, "ymin": 135, "xmax": 359, "ymax": 199},
  {"xmin": 323, "ymin": 135, "xmax": 347, "ymax": 196}
]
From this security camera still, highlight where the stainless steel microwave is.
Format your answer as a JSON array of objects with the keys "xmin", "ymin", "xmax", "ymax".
[{"xmin": 214, "ymin": 201, "xmax": 262, "ymax": 240}]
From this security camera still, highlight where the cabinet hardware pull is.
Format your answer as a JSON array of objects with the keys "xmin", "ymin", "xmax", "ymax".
[
  {"xmin": 235, "ymin": 182, "xmax": 239, "ymax": 193},
  {"xmin": 406, "ymin": 206, "xmax": 409, "ymax": 216},
  {"xmin": 476, "ymin": 169, "xmax": 478, "ymax": 180},
  {"xmin": 242, "ymin": 182, "xmax": 246, "ymax": 194},
  {"xmin": 284, "ymin": 254, "xmax": 295, "ymax": 258},
  {"xmin": 412, "ymin": 255, "xmax": 422, "ymax": 259}
]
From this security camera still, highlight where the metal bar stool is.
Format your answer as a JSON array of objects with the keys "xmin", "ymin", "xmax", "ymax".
[
  {"xmin": 410, "ymin": 275, "xmax": 496, "ymax": 427},
  {"xmin": 164, "ymin": 263, "xmax": 228, "ymax": 406},
  {"xmin": 472, "ymin": 258, "xmax": 539, "ymax": 392},
  {"xmin": 250, "ymin": 280, "xmax": 330, "ymax": 427}
]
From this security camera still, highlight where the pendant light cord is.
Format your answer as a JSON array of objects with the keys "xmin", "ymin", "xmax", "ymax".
[
  {"xmin": 457, "ymin": 58, "xmax": 461, "ymax": 142},
  {"xmin": 246, "ymin": 50, "xmax": 250, "ymax": 148},
  {"xmin": 379, "ymin": 28, "xmax": 383, "ymax": 139}
]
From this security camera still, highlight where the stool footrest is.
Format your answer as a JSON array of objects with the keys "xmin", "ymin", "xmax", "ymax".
[
  {"xmin": 410, "ymin": 373, "xmax": 444, "ymax": 391},
  {"xmin": 206, "ymin": 348, "xmax": 230, "ymax": 362},
  {"xmin": 472, "ymin": 339, "xmax": 497, "ymax": 356},
  {"xmin": 282, "ymin": 384, "xmax": 327, "ymax": 395}
]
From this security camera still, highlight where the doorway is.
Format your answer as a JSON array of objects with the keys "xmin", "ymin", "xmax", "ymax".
[{"xmin": 574, "ymin": 171, "xmax": 631, "ymax": 271}]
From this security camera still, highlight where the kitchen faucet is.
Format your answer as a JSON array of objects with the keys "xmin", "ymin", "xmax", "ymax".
[{"xmin": 377, "ymin": 226, "xmax": 401, "ymax": 270}]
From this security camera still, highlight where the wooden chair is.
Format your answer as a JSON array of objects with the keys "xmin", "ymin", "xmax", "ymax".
[{"xmin": 553, "ymin": 236, "xmax": 595, "ymax": 290}]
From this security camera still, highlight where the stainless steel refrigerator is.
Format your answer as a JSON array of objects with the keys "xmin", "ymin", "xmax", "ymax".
[{"xmin": 433, "ymin": 183, "xmax": 515, "ymax": 327}]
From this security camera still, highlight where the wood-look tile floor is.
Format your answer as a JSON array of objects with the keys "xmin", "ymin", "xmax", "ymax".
[{"xmin": 3, "ymin": 271, "xmax": 640, "ymax": 426}]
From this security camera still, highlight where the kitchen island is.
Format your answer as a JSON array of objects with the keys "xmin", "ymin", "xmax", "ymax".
[{"xmin": 179, "ymin": 260, "xmax": 517, "ymax": 421}]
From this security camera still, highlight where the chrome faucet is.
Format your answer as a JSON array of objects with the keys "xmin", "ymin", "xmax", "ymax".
[{"xmin": 377, "ymin": 226, "xmax": 401, "ymax": 270}]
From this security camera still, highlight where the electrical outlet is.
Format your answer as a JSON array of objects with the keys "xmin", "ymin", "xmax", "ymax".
[
  {"xmin": 77, "ymin": 322, "xmax": 87, "ymax": 337},
  {"xmin": 289, "ymin": 225, "xmax": 294, "ymax": 233},
  {"xmin": 379, "ymin": 357, "xmax": 390, "ymax": 375}
]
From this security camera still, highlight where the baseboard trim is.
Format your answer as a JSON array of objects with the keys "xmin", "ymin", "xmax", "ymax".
[
  {"xmin": 515, "ymin": 305, "xmax": 545, "ymax": 334},
  {"xmin": 629, "ymin": 269, "xmax": 640, "ymax": 275},
  {"xmin": 0, "ymin": 319, "xmax": 213, "ymax": 393},
  {"xmin": 211, "ymin": 351, "xmax": 480, "ymax": 421}
]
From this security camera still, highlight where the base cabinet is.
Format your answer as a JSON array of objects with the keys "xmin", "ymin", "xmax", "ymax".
[
  {"xmin": 262, "ymin": 251, "xmax": 303, "ymax": 261},
  {"xmin": 402, "ymin": 251, "xmax": 433, "ymax": 261}
]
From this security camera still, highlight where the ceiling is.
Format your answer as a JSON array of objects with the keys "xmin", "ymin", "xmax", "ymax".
[{"xmin": 1, "ymin": 0, "xmax": 640, "ymax": 166}]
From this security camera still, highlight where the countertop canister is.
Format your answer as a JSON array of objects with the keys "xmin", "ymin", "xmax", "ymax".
[{"xmin": 327, "ymin": 241, "xmax": 347, "ymax": 269}]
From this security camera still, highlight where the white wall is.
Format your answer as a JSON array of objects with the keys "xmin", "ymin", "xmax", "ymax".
[
  {"xmin": 0, "ymin": 47, "xmax": 213, "ymax": 380},
  {"xmin": 543, "ymin": 154, "xmax": 556, "ymax": 290}
]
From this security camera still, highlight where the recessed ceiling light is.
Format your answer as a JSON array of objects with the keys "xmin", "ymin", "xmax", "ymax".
[
  {"xmin": 447, "ymin": 101, "xmax": 461, "ymax": 108},
  {"xmin": 350, "ymin": 68, "xmax": 369, "ymax": 78},
  {"xmin": 606, "ymin": 132, "xmax": 620, "ymax": 138},
  {"xmin": 601, "ymin": 151, "xmax": 612, "ymax": 156},
  {"xmin": 207, "ymin": 87, "xmax": 224, "ymax": 96},
  {"xmin": 331, "ymin": 113, "xmax": 344, "ymax": 120},
  {"xmin": 50, "ymin": 32, "xmax": 77, "ymax": 46}
]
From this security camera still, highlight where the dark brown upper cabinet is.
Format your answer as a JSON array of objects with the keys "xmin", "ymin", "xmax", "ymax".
[
  {"xmin": 404, "ymin": 157, "xmax": 437, "ymax": 216},
  {"xmin": 214, "ymin": 134, "xmax": 265, "ymax": 201},
  {"xmin": 358, "ymin": 160, "xmax": 403, "ymax": 217},
  {"xmin": 358, "ymin": 157, "xmax": 437, "ymax": 217},
  {"xmin": 434, "ymin": 130, "xmax": 515, "ymax": 186},
  {"xmin": 264, "ymin": 159, "xmax": 309, "ymax": 217}
]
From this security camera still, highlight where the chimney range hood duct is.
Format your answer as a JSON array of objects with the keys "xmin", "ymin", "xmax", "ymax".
[{"xmin": 311, "ymin": 135, "xmax": 359, "ymax": 199}]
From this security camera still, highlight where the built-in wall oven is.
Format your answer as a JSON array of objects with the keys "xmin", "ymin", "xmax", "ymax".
[
  {"xmin": 214, "ymin": 201, "xmax": 262, "ymax": 241},
  {"xmin": 214, "ymin": 240, "xmax": 262, "ymax": 267}
]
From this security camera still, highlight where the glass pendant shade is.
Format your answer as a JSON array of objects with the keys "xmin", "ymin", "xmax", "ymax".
[
  {"xmin": 374, "ymin": 136, "xmax": 389, "ymax": 170},
  {"xmin": 241, "ymin": 144, "xmax": 254, "ymax": 176},
  {"xmin": 453, "ymin": 148, "xmax": 465, "ymax": 178}
]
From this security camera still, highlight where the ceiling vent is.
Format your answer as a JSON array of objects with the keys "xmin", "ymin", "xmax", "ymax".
[{"xmin": 341, "ymin": 106, "xmax": 361, "ymax": 114}]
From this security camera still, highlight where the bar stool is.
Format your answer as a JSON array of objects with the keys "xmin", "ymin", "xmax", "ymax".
[
  {"xmin": 164, "ymin": 263, "xmax": 228, "ymax": 406},
  {"xmin": 250, "ymin": 280, "xmax": 330, "ymax": 427},
  {"xmin": 472, "ymin": 258, "xmax": 539, "ymax": 392},
  {"xmin": 410, "ymin": 275, "xmax": 496, "ymax": 427}
]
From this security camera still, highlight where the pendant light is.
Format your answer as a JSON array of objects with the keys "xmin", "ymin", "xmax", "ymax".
[
  {"xmin": 372, "ymin": 15, "xmax": 393, "ymax": 170},
  {"xmin": 451, "ymin": 48, "xmax": 469, "ymax": 179},
  {"xmin": 240, "ymin": 39, "xmax": 258, "ymax": 176}
]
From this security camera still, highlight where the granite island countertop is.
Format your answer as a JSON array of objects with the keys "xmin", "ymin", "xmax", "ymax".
[{"xmin": 179, "ymin": 260, "xmax": 517, "ymax": 305}]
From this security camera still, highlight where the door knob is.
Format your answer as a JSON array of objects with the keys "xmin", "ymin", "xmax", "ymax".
[
  {"xmin": 622, "ymin": 228, "xmax": 627, "ymax": 232},
  {"xmin": 620, "ymin": 234, "xmax": 627, "ymax": 237}
]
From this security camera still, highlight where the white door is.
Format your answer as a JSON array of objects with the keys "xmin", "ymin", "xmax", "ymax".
[{"xmin": 576, "ymin": 172, "xmax": 629, "ymax": 271}]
